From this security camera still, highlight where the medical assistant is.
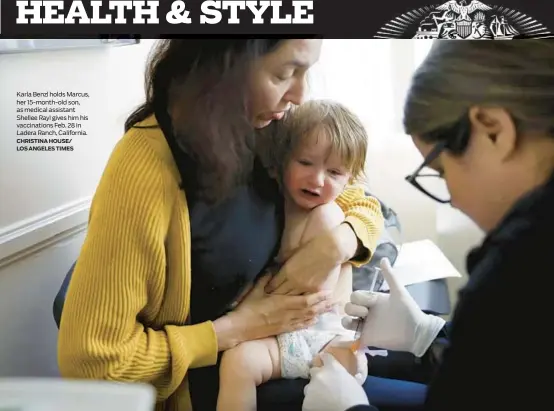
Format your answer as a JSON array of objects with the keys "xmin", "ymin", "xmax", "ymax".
[{"xmin": 347, "ymin": 171, "xmax": 554, "ymax": 411}]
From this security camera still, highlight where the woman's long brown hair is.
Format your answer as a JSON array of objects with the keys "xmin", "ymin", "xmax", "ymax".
[{"xmin": 125, "ymin": 39, "xmax": 286, "ymax": 204}]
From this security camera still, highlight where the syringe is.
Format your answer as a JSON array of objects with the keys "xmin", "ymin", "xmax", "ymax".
[{"xmin": 350, "ymin": 267, "xmax": 381, "ymax": 353}]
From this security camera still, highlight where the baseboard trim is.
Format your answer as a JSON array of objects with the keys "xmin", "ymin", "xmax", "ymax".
[{"xmin": 0, "ymin": 198, "xmax": 91, "ymax": 268}]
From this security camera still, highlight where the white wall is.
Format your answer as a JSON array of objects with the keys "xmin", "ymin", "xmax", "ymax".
[
  {"xmin": 0, "ymin": 39, "xmax": 483, "ymax": 377},
  {"xmin": 0, "ymin": 231, "xmax": 86, "ymax": 377},
  {"xmin": 0, "ymin": 40, "xmax": 156, "ymax": 262},
  {"xmin": 0, "ymin": 40, "xmax": 157, "ymax": 376},
  {"xmin": 307, "ymin": 40, "xmax": 440, "ymax": 242}
]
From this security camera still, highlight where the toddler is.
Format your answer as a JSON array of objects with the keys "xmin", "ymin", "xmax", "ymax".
[{"xmin": 217, "ymin": 100, "xmax": 372, "ymax": 411}]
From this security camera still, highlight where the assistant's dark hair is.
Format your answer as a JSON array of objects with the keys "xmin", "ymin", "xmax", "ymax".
[
  {"xmin": 403, "ymin": 40, "xmax": 554, "ymax": 154},
  {"xmin": 125, "ymin": 39, "xmax": 287, "ymax": 203}
]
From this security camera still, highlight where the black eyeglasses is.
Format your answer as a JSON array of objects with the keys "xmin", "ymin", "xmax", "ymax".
[
  {"xmin": 405, "ymin": 114, "xmax": 473, "ymax": 204},
  {"xmin": 405, "ymin": 140, "xmax": 451, "ymax": 204}
]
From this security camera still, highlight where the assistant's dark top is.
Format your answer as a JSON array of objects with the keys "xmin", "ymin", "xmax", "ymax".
[
  {"xmin": 156, "ymin": 105, "xmax": 285, "ymax": 411},
  {"xmin": 348, "ymin": 172, "xmax": 554, "ymax": 411}
]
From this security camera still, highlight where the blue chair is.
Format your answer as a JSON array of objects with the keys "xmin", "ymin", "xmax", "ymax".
[{"xmin": 53, "ymin": 261, "xmax": 75, "ymax": 328}]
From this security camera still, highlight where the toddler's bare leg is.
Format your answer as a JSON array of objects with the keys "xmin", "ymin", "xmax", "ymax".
[
  {"xmin": 217, "ymin": 337, "xmax": 281, "ymax": 411},
  {"xmin": 300, "ymin": 202, "xmax": 366, "ymax": 379}
]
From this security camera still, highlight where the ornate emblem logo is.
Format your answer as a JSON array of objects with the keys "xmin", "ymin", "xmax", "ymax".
[{"xmin": 374, "ymin": 0, "xmax": 553, "ymax": 39}]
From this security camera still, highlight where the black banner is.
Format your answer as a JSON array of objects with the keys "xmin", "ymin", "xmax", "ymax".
[{"xmin": 0, "ymin": 0, "xmax": 553, "ymax": 38}]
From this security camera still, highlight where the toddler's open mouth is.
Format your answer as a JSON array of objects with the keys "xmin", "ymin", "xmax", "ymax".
[{"xmin": 301, "ymin": 189, "xmax": 320, "ymax": 197}]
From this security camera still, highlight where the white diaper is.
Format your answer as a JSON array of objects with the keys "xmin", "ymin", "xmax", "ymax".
[
  {"xmin": 277, "ymin": 328, "xmax": 338, "ymax": 379},
  {"xmin": 276, "ymin": 311, "xmax": 368, "ymax": 383}
]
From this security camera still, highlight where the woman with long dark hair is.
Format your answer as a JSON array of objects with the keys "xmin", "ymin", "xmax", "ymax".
[{"xmin": 57, "ymin": 39, "xmax": 384, "ymax": 411}]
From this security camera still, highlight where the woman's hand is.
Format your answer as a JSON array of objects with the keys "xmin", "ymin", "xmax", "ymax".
[
  {"xmin": 265, "ymin": 223, "xmax": 360, "ymax": 296},
  {"xmin": 215, "ymin": 275, "xmax": 335, "ymax": 350}
]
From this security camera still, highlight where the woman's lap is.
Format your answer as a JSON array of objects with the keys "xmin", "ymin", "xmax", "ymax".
[
  {"xmin": 257, "ymin": 378, "xmax": 305, "ymax": 411},
  {"xmin": 188, "ymin": 351, "xmax": 431, "ymax": 411},
  {"xmin": 256, "ymin": 356, "xmax": 428, "ymax": 411},
  {"xmin": 366, "ymin": 350, "xmax": 436, "ymax": 384},
  {"xmin": 362, "ymin": 376, "xmax": 427, "ymax": 408}
]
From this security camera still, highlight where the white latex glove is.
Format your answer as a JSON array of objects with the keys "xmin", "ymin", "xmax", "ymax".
[
  {"xmin": 342, "ymin": 258, "xmax": 446, "ymax": 357},
  {"xmin": 302, "ymin": 353, "xmax": 369, "ymax": 411}
]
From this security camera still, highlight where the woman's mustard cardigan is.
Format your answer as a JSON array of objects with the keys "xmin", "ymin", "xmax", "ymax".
[{"xmin": 57, "ymin": 114, "xmax": 385, "ymax": 411}]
